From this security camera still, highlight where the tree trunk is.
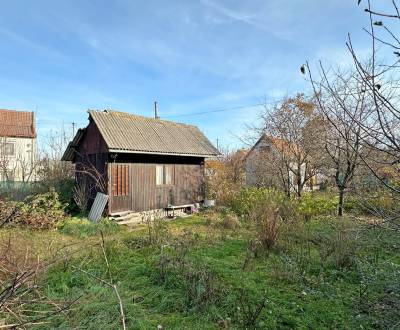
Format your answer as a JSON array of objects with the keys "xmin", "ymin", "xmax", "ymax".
[
  {"xmin": 338, "ymin": 188, "xmax": 345, "ymax": 217},
  {"xmin": 296, "ymin": 185, "xmax": 302, "ymax": 197}
]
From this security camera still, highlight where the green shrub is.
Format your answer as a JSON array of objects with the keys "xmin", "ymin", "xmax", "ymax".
[
  {"xmin": 229, "ymin": 188, "xmax": 288, "ymax": 217},
  {"xmin": 53, "ymin": 178, "xmax": 79, "ymax": 214},
  {"xmin": 7, "ymin": 190, "xmax": 67, "ymax": 229},
  {"xmin": 344, "ymin": 192, "xmax": 397, "ymax": 216},
  {"xmin": 154, "ymin": 232, "xmax": 222, "ymax": 311},
  {"xmin": 239, "ymin": 188, "xmax": 297, "ymax": 250},
  {"xmin": 319, "ymin": 222, "xmax": 360, "ymax": 270},
  {"xmin": 23, "ymin": 189, "xmax": 66, "ymax": 213},
  {"xmin": 297, "ymin": 193, "xmax": 337, "ymax": 220}
]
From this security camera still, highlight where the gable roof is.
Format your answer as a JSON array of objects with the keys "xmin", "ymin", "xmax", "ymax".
[
  {"xmin": 63, "ymin": 110, "xmax": 219, "ymax": 160},
  {"xmin": 0, "ymin": 109, "xmax": 36, "ymax": 139},
  {"xmin": 246, "ymin": 134, "xmax": 300, "ymax": 158}
]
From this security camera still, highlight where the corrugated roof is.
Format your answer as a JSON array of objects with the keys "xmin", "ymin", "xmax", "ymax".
[
  {"xmin": 64, "ymin": 110, "xmax": 219, "ymax": 160},
  {"xmin": 0, "ymin": 109, "xmax": 36, "ymax": 138},
  {"xmin": 61, "ymin": 128, "xmax": 86, "ymax": 161}
]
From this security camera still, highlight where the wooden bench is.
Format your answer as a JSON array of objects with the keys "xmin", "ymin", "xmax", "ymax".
[{"xmin": 165, "ymin": 204, "xmax": 194, "ymax": 218}]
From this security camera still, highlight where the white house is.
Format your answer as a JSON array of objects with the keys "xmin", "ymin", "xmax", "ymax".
[
  {"xmin": 0, "ymin": 109, "xmax": 37, "ymax": 182},
  {"xmin": 246, "ymin": 134, "xmax": 316, "ymax": 194}
]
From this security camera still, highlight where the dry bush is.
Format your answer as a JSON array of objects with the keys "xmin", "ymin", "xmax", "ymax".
[
  {"xmin": 202, "ymin": 209, "xmax": 221, "ymax": 227},
  {"xmin": 73, "ymin": 181, "xmax": 89, "ymax": 213},
  {"xmin": 0, "ymin": 199, "xmax": 19, "ymax": 228},
  {"xmin": 205, "ymin": 150, "xmax": 246, "ymax": 205},
  {"xmin": 219, "ymin": 212, "xmax": 241, "ymax": 230},
  {"xmin": 185, "ymin": 265, "xmax": 219, "ymax": 310},
  {"xmin": 154, "ymin": 230, "xmax": 222, "ymax": 311},
  {"xmin": 319, "ymin": 223, "xmax": 360, "ymax": 269},
  {"xmin": 251, "ymin": 204, "xmax": 280, "ymax": 250},
  {"xmin": 0, "ymin": 234, "xmax": 80, "ymax": 328},
  {"xmin": 232, "ymin": 289, "xmax": 268, "ymax": 329},
  {"xmin": 203, "ymin": 209, "xmax": 241, "ymax": 230}
]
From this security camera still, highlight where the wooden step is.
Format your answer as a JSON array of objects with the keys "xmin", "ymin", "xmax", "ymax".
[
  {"xmin": 109, "ymin": 210, "xmax": 133, "ymax": 217},
  {"xmin": 117, "ymin": 217, "xmax": 143, "ymax": 225}
]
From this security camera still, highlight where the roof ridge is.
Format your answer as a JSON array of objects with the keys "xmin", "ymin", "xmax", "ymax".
[
  {"xmin": 0, "ymin": 108, "xmax": 33, "ymax": 113},
  {"xmin": 88, "ymin": 109, "xmax": 198, "ymax": 128}
]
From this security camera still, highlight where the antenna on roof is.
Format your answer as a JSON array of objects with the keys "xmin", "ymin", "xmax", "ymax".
[{"xmin": 154, "ymin": 101, "xmax": 160, "ymax": 119}]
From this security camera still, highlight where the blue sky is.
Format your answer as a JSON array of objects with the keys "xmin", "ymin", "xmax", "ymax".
[{"xmin": 0, "ymin": 0, "xmax": 385, "ymax": 149}]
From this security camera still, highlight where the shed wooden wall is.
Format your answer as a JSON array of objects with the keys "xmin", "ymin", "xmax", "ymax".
[
  {"xmin": 74, "ymin": 119, "xmax": 110, "ymax": 209},
  {"xmin": 108, "ymin": 162, "xmax": 204, "ymax": 214}
]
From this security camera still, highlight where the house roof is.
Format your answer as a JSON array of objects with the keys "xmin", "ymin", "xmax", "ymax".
[
  {"xmin": 0, "ymin": 109, "xmax": 36, "ymax": 138},
  {"xmin": 246, "ymin": 134, "xmax": 299, "ymax": 158},
  {"xmin": 63, "ymin": 110, "xmax": 219, "ymax": 160}
]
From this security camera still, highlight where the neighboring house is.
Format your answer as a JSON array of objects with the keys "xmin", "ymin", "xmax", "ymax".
[
  {"xmin": 0, "ymin": 109, "xmax": 37, "ymax": 182},
  {"xmin": 62, "ymin": 110, "xmax": 219, "ymax": 215},
  {"xmin": 246, "ymin": 134, "xmax": 320, "ymax": 193}
]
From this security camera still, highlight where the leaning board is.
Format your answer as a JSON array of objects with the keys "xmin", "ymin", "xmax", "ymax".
[{"xmin": 88, "ymin": 193, "xmax": 109, "ymax": 222}]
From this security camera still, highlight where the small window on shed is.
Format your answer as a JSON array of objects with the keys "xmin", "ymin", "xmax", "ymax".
[
  {"xmin": 156, "ymin": 165, "xmax": 174, "ymax": 185},
  {"xmin": 165, "ymin": 165, "xmax": 173, "ymax": 185},
  {"xmin": 156, "ymin": 165, "xmax": 164, "ymax": 185},
  {"xmin": 112, "ymin": 165, "xmax": 129, "ymax": 196}
]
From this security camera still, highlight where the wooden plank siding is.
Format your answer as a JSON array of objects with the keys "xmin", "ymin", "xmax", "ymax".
[
  {"xmin": 108, "ymin": 162, "xmax": 204, "ymax": 214},
  {"xmin": 131, "ymin": 163, "xmax": 156, "ymax": 212}
]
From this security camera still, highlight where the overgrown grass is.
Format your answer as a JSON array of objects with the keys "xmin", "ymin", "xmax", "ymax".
[
  {"xmin": 57, "ymin": 217, "xmax": 123, "ymax": 238},
  {"xmin": 0, "ymin": 215, "xmax": 399, "ymax": 329}
]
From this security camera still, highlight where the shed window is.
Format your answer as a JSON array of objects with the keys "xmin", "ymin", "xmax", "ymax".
[
  {"xmin": 156, "ymin": 164, "xmax": 174, "ymax": 185},
  {"xmin": 156, "ymin": 165, "xmax": 164, "ymax": 185},
  {"xmin": 165, "ymin": 165, "xmax": 173, "ymax": 185},
  {"xmin": 112, "ymin": 165, "xmax": 129, "ymax": 196}
]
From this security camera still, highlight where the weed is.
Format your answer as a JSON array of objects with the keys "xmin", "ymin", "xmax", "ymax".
[
  {"xmin": 319, "ymin": 222, "xmax": 360, "ymax": 270},
  {"xmin": 58, "ymin": 217, "xmax": 122, "ymax": 238}
]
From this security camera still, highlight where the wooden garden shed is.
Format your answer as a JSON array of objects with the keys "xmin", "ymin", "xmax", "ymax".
[{"xmin": 62, "ymin": 110, "xmax": 219, "ymax": 215}]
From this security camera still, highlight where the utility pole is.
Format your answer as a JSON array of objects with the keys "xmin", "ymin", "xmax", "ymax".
[
  {"xmin": 216, "ymin": 138, "xmax": 219, "ymax": 150},
  {"xmin": 154, "ymin": 101, "xmax": 160, "ymax": 119},
  {"xmin": 72, "ymin": 122, "xmax": 76, "ymax": 137}
]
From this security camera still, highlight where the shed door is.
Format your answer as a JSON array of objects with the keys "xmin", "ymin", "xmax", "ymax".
[{"xmin": 109, "ymin": 163, "xmax": 132, "ymax": 213}]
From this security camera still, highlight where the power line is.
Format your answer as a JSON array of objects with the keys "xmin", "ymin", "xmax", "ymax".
[
  {"xmin": 161, "ymin": 98, "xmax": 287, "ymax": 119},
  {"xmin": 162, "ymin": 103, "xmax": 262, "ymax": 118}
]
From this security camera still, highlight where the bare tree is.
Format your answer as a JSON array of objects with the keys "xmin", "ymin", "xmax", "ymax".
[
  {"xmin": 307, "ymin": 66, "xmax": 372, "ymax": 216},
  {"xmin": 305, "ymin": 0, "xmax": 400, "ymax": 222},
  {"xmin": 258, "ymin": 94, "xmax": 325, "ymax": 197},
  {"xmin": 246, "ymin": 143, "xmax": 293, "ymax": 195},
  {"xmin": 345, "ymin": 0, "xmax": 400, "ymax": 195},
  {"xmin": 37, "ymin": 126, "xmax": 74, "ymax": 188}
]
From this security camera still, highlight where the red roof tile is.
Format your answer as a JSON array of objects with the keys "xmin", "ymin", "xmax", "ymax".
[{"xmin": 0, "ymin": 109, "xmax": 36, "ymax": 138}]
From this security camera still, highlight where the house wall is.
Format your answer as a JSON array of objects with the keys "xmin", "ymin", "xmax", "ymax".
[
  {"xmin": 0, "ymin": 136, "xmax": 37, "ymax": 182},
  {"xmin": 246, "ymin": 138, "xmax": 281, "ymax": 187},
  {"xmin": 246, "ymin": 136, "xmax": 317, "ymax": 192}
]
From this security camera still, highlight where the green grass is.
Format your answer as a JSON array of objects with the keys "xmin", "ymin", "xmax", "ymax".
[{"xmin": 1, "ymin": 215, "xmax": 399, "ymax": 329}]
